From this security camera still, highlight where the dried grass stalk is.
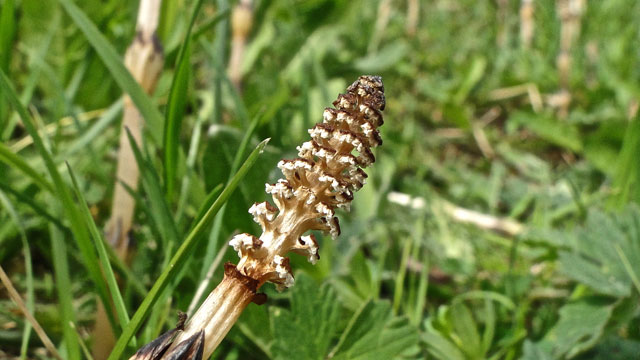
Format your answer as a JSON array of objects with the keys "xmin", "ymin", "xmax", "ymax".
[
  {"xmin": 519, "ymin": 0, "xmax": 534, "ymax": 48},
  {"xmin": 406, "ymin": 0, "xmax": 419, "ymax": 37},
  {"xmin": 131, "ymin": 75, "xmax": 386, "ymax": 360},
  {"xmin": 93, "ymin": 0, "xmax": 164, "ymax": 358},
  {"xmin": 555, "ymin": 0, "xmax": 585, "ymax": 117},
  {"xmin": 106, "ymin": 0, "xmax": 164, "ymax": 258},
  {"xmin": 228, "ymin": 0, "xmax": 253, "ymax": 90},
  {"xmin": 496, "ymin": 0, "xmax": 509, "ymax": 47}
]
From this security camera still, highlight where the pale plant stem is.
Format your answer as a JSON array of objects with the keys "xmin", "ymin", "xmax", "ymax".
[
  {"xmin": 406, "ymin": 0, "xmax": 419, "ymax": 37},
  {"xmin": 369, "ymin": 0, "xmax": 392, "ymax": 53},
  {"xmin": 387, "ymin": 191, "xmax": 526, "ymax": 237},
  {"xmin": 106, "ymin": 0, "xmax": 164, "ymax": 257},
  {"xmin": 228, "ymin": 0, "xmax": 253, "ymax": 90},
  {"xmin": 519, "ymin": 0, "xmax": 534, "ymax": 48},
  {"xmin": 555, "ymin": 0, "xmax": 585, "ymax": 117},
  {"xmin": 496, "ymin": 0, "xmax": 509, "ymax": 47},
  {"xmin": 94, "ymin": 0, "xmax": 164, "ymax": 358},
  {"xmin": 170, "ymin": 266, "xmax": 256, "ymax": 358}
]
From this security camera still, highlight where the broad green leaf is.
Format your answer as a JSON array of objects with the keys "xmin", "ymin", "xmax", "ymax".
[
  {"xmin": 453, "ymin": 56, "xmax": 486, "ymax": 104},
  {"xmin": 481, "ymin": 299, "xmax": 495, "ymax": 355},
  {"xmin": 559, "ymin": 207, "xmax": 640, "ymax": 297},
  {"xmin": 236, "ymin": 300, "xmax": 273, "ymax": 358},
  {"xmin": 330, "ymin": 300, "xmax": 418, "ymax": 360},
  {"xmin": 449, "ymin": 302, "xmax": 482, "ymax": 358},
  {"xmin": 584, "ymin": 336, "xmax": 640, "ymax": 360},
  {"xmin": 508, "ymin": 111, "xmax": 582, "ymax": 152},
  {"xmin": 354, "ymin": 41, "xmax": 409, "ymax": 73},
  {"xmin": 521, "ymin": 340, "xmax": 553, "ymax": 360},
  {"xmin": 271, "ymin": 274, "xmax": 340, "ymax": 360},
  {"xmin": 538, "ymin": 297, "xmax": 615, "ymax": 359},
  {"xmin": 583, "ymin": 120, "xmax": 625, "ymax": 176},
  {"xmin": 423, "ymin": 331, "xmax": 466, "ymax": 360}
]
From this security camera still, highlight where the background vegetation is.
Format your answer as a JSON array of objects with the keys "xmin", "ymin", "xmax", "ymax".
[{"xmin": 1, "ymin": 0, "xmax": 640, "ymax": 359}]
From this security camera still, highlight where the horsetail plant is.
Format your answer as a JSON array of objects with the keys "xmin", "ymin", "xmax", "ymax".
[{"xmin": 130, "ymin": 75, "xmax": 386, "ymax": 360}]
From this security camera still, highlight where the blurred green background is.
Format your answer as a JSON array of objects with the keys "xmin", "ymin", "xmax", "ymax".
[{"xmin": 1, "ymin": 0, "xmax": 640, "ymax": 359}]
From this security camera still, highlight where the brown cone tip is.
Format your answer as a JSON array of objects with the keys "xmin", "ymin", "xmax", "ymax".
[
  {"xmin": 162, "ymin": 331, "xmax": 205, "ymax": 360},
  {"xmin": 128, "ymin": 313, "xmax": 188, "ymax": 360},
  {"xmin": 228, "ymin": 75, "xmax": 385, "ymax": 291}
]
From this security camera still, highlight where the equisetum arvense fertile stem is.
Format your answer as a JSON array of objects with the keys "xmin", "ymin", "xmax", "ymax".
[{"xmin": 131, "ymin": 75, "xmax": 385, "ymax": 360}]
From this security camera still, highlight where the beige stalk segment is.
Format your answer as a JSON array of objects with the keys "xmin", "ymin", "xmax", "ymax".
[
  {"xmin": 228, "ymin": 0, "xmax": 253, "ymax": 90},
  {"xmin": 93, "ymin": 0, "xmax": 164, "ymax": 359}
]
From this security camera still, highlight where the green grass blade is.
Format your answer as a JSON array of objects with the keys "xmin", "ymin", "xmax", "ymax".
[
  {"xmin": 125, "ymin": 128, "xmax": 180, "ymax": 251},
  {"xmin": 0, "ymin": 0, "xmax": 16, "ymax": 136},
  {"xmin": 189, "ymin": 183, "xmax": 224, "ymax": 231},
  {"xmin": 0, "ymin": 0, "xmax": 16, "ymax": 73},
  {"xmin": 0, "ymin": 68, "xmax": 116, "ymax": 333},
  {"xmin": 199, "ymin": 113, "xmax": 261, "ymax": 281},
  {"xmin": 19, "ymin": 233, "xmax": 34, "ymax": 360},
  {"xmin": 105, "ymin": 236, "xmax": 148, "ymax": 298},
  {"xmin": 192, "ymin": 8, "xmax": 230, "ymax": 43},
  {"xmin": 163, "ymin": 0, "xmax": 205, "ymax": 198},
  {"xmin": 0, "ymin": 0, "xmax": 16, "ymax": 129},
  {"xmin": 0, "ymin": 179, "xmax": 66, "ymax": 231},
  {"xmin": 2, "ymin": 11, "xmax": 58, "ymax": 140},
  {"xmin": 611, "ymin": 114, "xmax": 640, "ymax": 208},
  {"xmin": 108, "ymin": 138, "xmax": 270, "ymax": 360},
  {"xmin": 175, "ymin": 113, "xmax": 206, "ymax": 224},
  {"xmin": 393, "ymin": 236, "xmax": 412, "ymax": 313},
  {"xmin": 54, "ymin": 0, "xmax": 164, "ymax": 143},
  {"xmin": 66, "ymin": 163, "xmax": 131, "ymax": 333},
  {"xmin": 65, "ymin": 100, "xmax": 123, "ymax": 157},
  {"xmin": 0, "ymin": 142, "xmax": 54, "ymax": 192},
  {"xmin": 49, "ymin": 223, "xmax": 81, "ymax": 360},
  {"xmin": 165, "ymin": 8, "xmax": 230, "ymax": 60},
  {"xmin": 162, "ymin": 44, "xmax": 190, "ymax": 198},
  {"xmin": 222, "ymin": 70, "xmax": 249, "ymax": 126},
  {"xmin": 70, "ymin": 322, "xmax": 95, "ymax": 360}
]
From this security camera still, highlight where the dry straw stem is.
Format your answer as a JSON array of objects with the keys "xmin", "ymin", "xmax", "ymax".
[
  {"xmin": 0, "ymin": 265, "xmax": 63, "ymax": 360},
  {"xmin": 94, "ymin": 0, "xmax": 164, "ymax": 358},
  {"xmin": 405, "ymin": 0, "xmax": 419, "ymax": 37},
  {"xmin": 555, "ymin": 0, "xmax": 585, "ymax": 117},
  {"xmin": 106, "ymin": 0, "xmax": 164, "ymax": 259},
  {"xmin": 10, "ymin": 108, "xmax": 107, "ymax": 152},
  {"xmin": 519, "ymin": 0, "xmax": 534, "ymax": 48},
  {"xmin": 130, "ymin": 75, "xmax": 386, "ymax": 360},
  {"xmin": 228, "ymin": 0, "xmax": 253, "ymax": 90},
  {"xmin": 496, "ymin": 0, "xmax": 509, "ymax": 47},
  {"xmin": 387, "ymin": 192, "xmax": 525, "ymax": 237},
  {"xmin": 369, "ymin": 0, "xmax": 392, "ymax": 53}
]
